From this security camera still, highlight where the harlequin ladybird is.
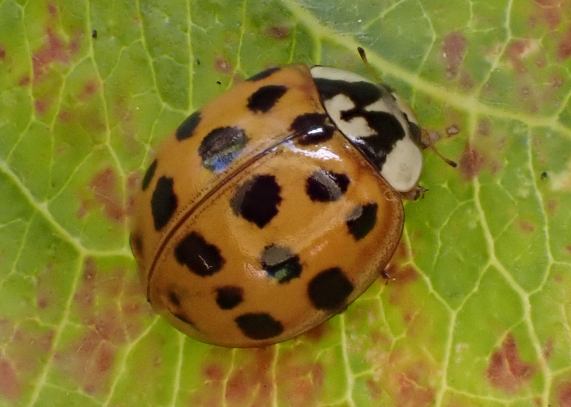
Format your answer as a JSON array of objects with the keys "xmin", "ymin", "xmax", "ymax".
[{"xmin": 130, "ymin": 63, "xmax": 426, "ymax": 347}]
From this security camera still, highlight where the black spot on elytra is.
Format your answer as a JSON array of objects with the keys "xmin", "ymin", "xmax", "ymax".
[
  {"xmin": 235, "ymin": 313, "xmax": 284, "ymax": 340},
  {"xmin": 346, "ymin": 203, "xmax": 378, "ymax": 240},
  {"xmin": 231, "ymin": 175, "xmax": 282, "ymax": 228},
  {"xmin": 141, "ymin": 159, "xmax": 157, "ymax": 191},
  {"xmin": 261, "ymin": 245, "xmax": 302, "ymax": 283},
  {"xmin": 247, "ymin": 85, "xmax": 287, "ymax": 113},
  {"xmin": 168, "ymin": 290, "xmax": 181, "ymax": 307},
  {"xmin": 174, "ymin": 232, "xmax": 225, "ymax": 276},
  {"xmin": 247, "ymin": 67, "xmax": 280, "ymax": 81},
  {"xmin": 151, "ymin": 176, "xmax": 178, "ymax": 230},
  {"xmin": 306, "ymin": 169, "xmax": 350, "ymax": 202},
  {"xmin": 290, "ymin": 113, "xmax": 335, "ymax": 145},
  {"xmin": 176, "ymin": 111, "xmax": 201, "ymax": 141},
  {"xmin": 198, "ymin": 126, "xmax": 248, "ymax": 172},
  {"xmin": 308, "ymin": 267, "xmax": 353, "ymax": 311},
  {"xmin": 215, "ymin": 286, "xmax": 243, "ymax": 310},
  {"xmin": 314, "ymin": 77, "xmax": 406, "ymax": 169}
]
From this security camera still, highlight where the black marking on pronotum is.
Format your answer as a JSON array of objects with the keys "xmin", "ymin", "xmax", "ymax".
[{"xmin": 314, "ymin": 78, "xmax": 406, "ymax": 169}]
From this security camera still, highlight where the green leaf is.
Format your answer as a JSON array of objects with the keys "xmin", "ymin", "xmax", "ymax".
[{"xmin": 1, "ymin": 0, "xmax": 571, "ymax": 406}]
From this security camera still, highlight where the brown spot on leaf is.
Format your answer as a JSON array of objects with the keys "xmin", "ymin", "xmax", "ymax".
[
  {"xmin": 90, "ymin": 168, "xmax": 125, "ymax": 223},
  {"xmin": 367, "ymin": 378, "xmax": 383, "ymax": 399},
  {"xmin": 507, "ymin": 39, "xmax": 531, "ymax": 73},
  {"xmin": 558, "ymin": 28, "xmax": 571, "ymax": 60},
  {"xmin": 214, "ymin": 56, "xmax": 232, "ymax": 74},
  {"xmin": 459, "ymin": 145, "xmax": 485, "ymax": 180},
  {"xmin": 204, "ymin": 364, "xmax": 224, "ymax": 381},
  {"xmin": 543, "ymin": 338, "xmax": 553, "ymax": 359},
  {"xmin": 58, "ymin": 260, "xmax": 149, "ymax": 395},
  {"xmin": 547, "ymin": 199, "xmax": 558, "ymax": 215},
  {"xmin": 0, "ymin": 47, "xmax": 5, "ymax": 60},
  {"xmin": 267, "ymin": 25, "xmax": 290, "ymax": 39},
  {"xmin": 192, "ymin": 357, "xmax": 226, "ymax": 406},
  {"xmin": 518, "ymin": 220, "xmax": 536, "ymax": 233},
  {"xmin": 550, "ymin": 74, "xmax": 565, "ymax": 88},
  {"xmin": 442, "ymin": 32, "xmax": 467, "ymax": 78},
  {"xmin": 55, "ymin": 327, "xmax": 116, "ymax": 395},
  {"xmin": 459, "ymin": 71, "xmax": 474, "ymax": 90},
  {"xmin": 18, "ymin": 76, "xmax": 30, "ymax": 86},
  {"xmin": 275, "ymin": 350, "xmax": 324, "ymax": 407},
  {"xmin": 79, "ymin": 80, "xmax": 99, "ymax": 101},
  {"xmin": 487, "ymin": 334, "xmax": 535, "ymax": 393},
  {"xmin": 559, "ymin": 381, "xmax": 571, "ymax": 407},
  {"xmin": 48, "ymin": 2, "xmax": 57, "ymax": 16},
  {"xmin": 534, "ymin": 0, "xmax": 561, "ymax": 5},
  {"xmin": 396, "ymin": 371, "xmax": 435, "ymax": 406},
  {"xmin": 32, "ymin": 3, "xmax": 81, "ymax": 83},
  {"xmin": 533, "ymin": 0, "xmax": 562, "ymax": 30},
  {"xmin": 126, "ymin": 171, "xmax": 141, "ymax": 216},
  {"xmin": 225, "ymin": 348, "xmax": 274, "ymax": 405},
  {"xmin": 446, "ymin": 124, "xmax": 460, "ymax": 136},
  {"xmin": 0, "ymin": 358, "xmax": 20, "ymax": 401},
  {"xmin": 34, "ymin": 99, "xmax": 49, "ymax": 115},
  {"xmin": 477, "ymin": 119, "xmax": 491, "ymax": 136},
  {"xmin": 58, "ymin": 110, "xmax": 72, "ymax": 122},
  {"xmin": 392, "ymin": 240, "xmax": 411, "ymax": 264},
  {"xmin": 384, "ymin": 264, "xmax": 418, "ymax": 287},
  {"xmin": 33, "ymin": 29, "xmax": 73, "ymax": 82}
]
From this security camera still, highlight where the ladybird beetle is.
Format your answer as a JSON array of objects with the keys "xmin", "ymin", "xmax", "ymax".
[{"xmin": 130, "ymin": 63, "xmax": 426, "ymax": 347}]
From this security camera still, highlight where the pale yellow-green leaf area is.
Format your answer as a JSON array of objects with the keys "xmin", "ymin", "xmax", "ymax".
[{"xmin": 1, "ymin": 0, "xmax": 570, "ymax": 406}]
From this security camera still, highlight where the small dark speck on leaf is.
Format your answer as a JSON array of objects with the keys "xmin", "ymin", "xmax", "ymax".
[
  {"xmin": 541, "ymin": 171, "xmax": 548, "ymax": 180},
  {"xmin": 196, "ymin": 58, "xmax": 201, "ymax": 65},
  {"xmin": 91, "ymin": 29, "xmax": 98, "ymax": 39},
  {"xmin": 216, "ymin": 80, "xmax": 222, "ymax": 85}
]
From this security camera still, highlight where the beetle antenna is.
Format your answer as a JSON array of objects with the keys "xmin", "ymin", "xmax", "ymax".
[
  {"xmin": 357, "ymin": 47, "xmax": 383, "ymax": 83},
  {"xmin": 429, "ymin": 145, "xmax": 458, "ymax": 168},
  {"xmin": 421, "ymin": 129, "xmax": 457, "ymax": 168}
]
